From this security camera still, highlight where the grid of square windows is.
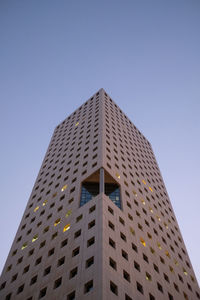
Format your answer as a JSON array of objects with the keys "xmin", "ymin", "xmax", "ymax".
[{"xmin": 0, "ymin": 89, "xmax": 198, "ymax": 300}]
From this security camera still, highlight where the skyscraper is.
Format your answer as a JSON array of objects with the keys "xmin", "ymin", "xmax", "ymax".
[{"xmin": 0, "ymin": 89, "xmax": 199, "ymax": 300}]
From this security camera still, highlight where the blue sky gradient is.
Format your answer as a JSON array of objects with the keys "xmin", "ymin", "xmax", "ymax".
[{"xmin": 0, "ymin": 0, "xmax": 200, "ymax": 285}]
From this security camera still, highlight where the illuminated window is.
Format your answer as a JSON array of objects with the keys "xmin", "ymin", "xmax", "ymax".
[
  {"xmin": 132, "ymin": 189, "xmax": 137, "ymax": 196},
  {"xmin": 165, "ymin": 251, "xmax": 170, "ymax": 258},
  {"xmin": 54, "ymin": 218, "xmax": 61, "ymax": 226},
  {"xmin": 140, "ymin": 237, "xmax": 146, "ymax": 247},
  {"xmin": 75, "ymin": 121, "xmax": 79, "ymax": 126},
  {"xmin": 63, "ymin": 224, "xmax": 70, "ymax": 232},
  {"xmin": 142, "ymin": 180, "xmax": 146, "ymax": 185},
  {"xmin": 21, "ymin": 243, "xmax": 28, "ymax": 250},
  {"xmin": 61, "ymin": 185, "xmax": 67, "ymax": 192},
  {"xmin": 141, "ymin": 199, "xmax": 145, "ymax": 205},
  {"xmin": 169, "ymin": 266, "xmax": 174, "ymax": 273},
  {"xmin": 149, "ymin": 186, "xmax": 153, "ymax": 192},
  {"xmin": 32, "ymin": 235, "xmax": 38, "ymax": 242},
  {"xmin": 183, "ymin": 268, "xmax": 188, "ymax": 276},
  {"xmin": 156, "ymin": 215, "xmax": 161, "ymax": 221},
  {"xmin": 157, "ymin": 242, "xmax": 162, "ymax": 250},
  {"xmin": 146, "ymin": 272, "xmax": 151, "ymax": 281},
  {"xmin": 42, "ymin": 200, "xmax": 48, "ymax": 206},
  {"xmin": 149, "ymin": 207, "xmax": 153, "ymax": 213},
  {"xmin": 116, "ymin": 172, "xmax": 120, "ymax": 179},
  {"xmin": 164, "ymin": 222, "xmax": 168, "ymax": 229},
  {"xmin": 174, "ymin": 259, "xmax": 178, "ymax": 266},
  {"xmin": 65, "ymin": 210, "xmax": 72, "ymax": 218},
  {"xmin": 34, "ymin": 206, "xmax": 39, "ymax": 212}
]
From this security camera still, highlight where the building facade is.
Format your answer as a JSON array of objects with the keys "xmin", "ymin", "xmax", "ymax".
[{"xmin": 0, "ymin": 89, "xmax": 199, "ymax": 300}]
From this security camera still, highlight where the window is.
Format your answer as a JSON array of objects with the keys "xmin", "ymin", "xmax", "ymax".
[
  {"xmin": 43, "ymin": 266, "xmax": 51, "ymax": 276},
  {"xmin": 142, "ymin": 254, "xmax": 148, "ymax": 263},
  {"xmin": 168, "ymin": 293, "xmax": 174, "ymax": 300},
  {"xmin": 105, "ymin": 183, "xmax": 121, "ymax": 209},
  {"xmin": 76, "ymin": 214, "xmax": 83, "ymax": 222},
  {"xmin": 35, "ymin": 257, "xmax": 42, "ymax": 265},
  {"xmin": 88, "ymin": 220, "xmax": 95, "ymax": 229},
  {"xmin": 128, "ymin": 227, "xmax": 135, "ymax": 237},
  {"xmin": 146, "ymin": 272, "xmax": 151, "ymax": 281},
  {"xmin": 28, "ymin": 249, "xmax": 34, "ymax": 256},
  {"xmin": 65, "ymin": 210, "xmax": 72, "ymax": 217},
  {"xmin": 84, "ymin": 280, "xmax": 93, "ymax": 293},
  {"xmin": 67, "ymin": 291, "xmax": 76, "ymax": 300},
  {"xmin": 119, "ymin": 217, "xmax": 125, "ymax": 225},
  {"xmin": 122, "ymin": 249, "xmax": 128, "ymax": 260},
  {"xmin": 5, "ymin": 293, "xmax": 12, "ymax": 300},
  {"xmin": 110, "ymin": 281, "xmax": 118, "ymax": 295},
  {"xmin": 120, "ymin": 232, "xmax": 126, "ymax": 242},
  {"xmin": 131, "ymin": 243, "xmax": 137, "ymax": 253},
  {"xmin": 109, "ymin": 257, "xmax": 117, "ymax": 270},
  {"xmin": 89, "ymin": 205, "xmax": 96, "ymax": 213},
  {"xmin": 40, "ymin": 240, "xmax": 46, "ymax": 248},
  {"xmin": 57, "ymin": 256, "xmax": 65, "ymax": 267},
  {"xmin": 87, "ymin": 237, "xmax": 95, "ymax": 247},
  {"xmin": 0, "ymin": 281, "xmax": 6, "ymax": 290},
  {"xmin": 86, "ymin": 256, "xmax": 94, "ymax": 268},
  {"xmin": 21, "ymin": 242, "xmax": 28, "ymax": 250},
  {"xmin": 125, "ymin": 294, "xmax": 132, "ymax": 300},
  {"xmin": 30, "ymin": 275, "xmax": 37, "ymax": 285},
  {"xmin": 61, "ymin": 185, "xmax": 67, "ymax": 192},
  {"xmin": 39, "ymin": 287, "xmax": 47, "ymax": 298},
  {"xmin": 108, "ymin": 206, "xmax": 114, "ymax": 215},
  {"xmin": 140, "ymin": 237, "xmax": 146, "ymax": 247},
  {"xmin": 72, "ymin": 247, "xmax": 80, "ymax": 257},
  {"xmin": 108, "ymin": 221, "xmax": 115, "ymax": 230},
  {"xmin": 34, "ymin": 206, "xmax": 39, "ymax": 212},
  {"xmin": 54, "ymin": 277, "xmax": 62, "ymax": 289},
  {"xmin": 123, "ymin": 270, "xmax": 130, "ymax": 282},
  {"xmin": 61, "ymin": 238, "xmax": 68, "ymax": 248},
  {"xmin": 116, "ymin": 172, "xmax": 120, "ymax": 179},
  {"xmin": 69, "ymin": 267, "xmax": 78, "ymax": 279},
  {"xmin": 42, "ymin": 200, "xmax": 48, "ymax": 206},
  {"xmin": 54, "ymin": 218, "xmax": 61, "ymax": 226},
  {"xmin": 149, "ymin": 294, "xmax": 155, "ymax": 300},
  {"xmin": 157, "ymin": 282, "xmax": 163, "ymax": 293},
  {"xmin": 43, "ymin": 226, "xmax": 49, "ymax": 233},
  {"xmin": 136, "ymin": 282, "xmax": 143, "ymax": 294},
  {"xmin": 134, "ymin": 261, "xmax": 140, "ymax": 271},
  {"xmin": 153, "ymin": 264, "xmax": 159, "ymax": 273},
  {"xmin": 48, "ymin": 248, "xmax": 54, "ymax": 256},
  {"xmin": 109, "ymin": 238, "xmax": 115, "ymax": 248},
  {"xmin": 164, "ymin": 273, "xmax": 170, "ymax": 282},
  {"xmin": 51, "ymin": 232, "xmax": 58, "ymax": 240},
  {"xmin": 74, "ymin": 229, "xmax": 81, "ymax": 238},
  {"xmin": 11, "ymin": 273, "xmax": 18, "ymax": 282},
  {"xmin": 17, "ymin": 284, "xmax": 24, "ymax": 294},
  {"xmin": 80, "ymin": 182, "xmax": 99, "ymax": 206},
  {"xmin": 63, "ymin": 224, "xmax": 70, "ymax": 232},
  {"xmin": 23, "ymin": 265, "xmax": 29, "ymax": 274}
]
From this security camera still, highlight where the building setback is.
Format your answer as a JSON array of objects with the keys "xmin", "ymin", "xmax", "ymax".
[{"xmin": 0, "ymin": 88, "xmax": 199, "ymax": 300}]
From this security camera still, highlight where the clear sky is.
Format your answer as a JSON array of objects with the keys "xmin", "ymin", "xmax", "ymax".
[{"xmin": 0, "ymin": 0, "xmax": 200, "ymax": 285}]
